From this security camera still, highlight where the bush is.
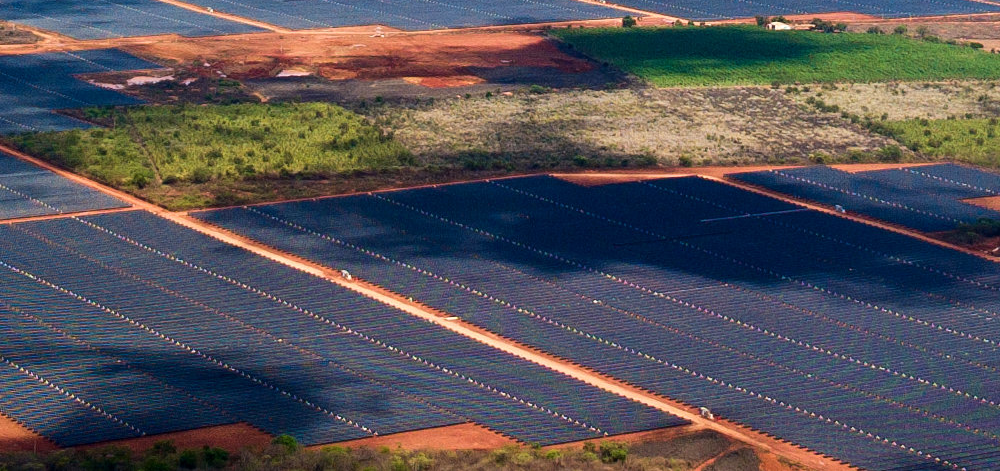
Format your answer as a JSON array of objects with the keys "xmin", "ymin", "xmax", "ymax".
[
  {"xmin": 178, "ymin": 450, "xmax": 198, "ymax": 469},
  {"xmin": 877, "ymin": 144, "xmax": 903, "ymax": 162},
  {"xmin": 201, "ymin": 447, "xmax": 229, "ymax": 469},
  {"xmin": 866, "ymin": 26, "xmax": 884, "ymax": 35},
  {"xmin": 190, "ymin": 166, "xmax": 213, "ymax": 184},
  {"xmin": 272, "ymin": 434, "xmax": 299, "ymax": 453},
  {"xmin": 893, "ymin": 25, "xmax": 908, "ymax": 35},
  {"xmin": 600, "ymin": 442, "xmax": 629, "ymax": 464},
  {"xmin": 622, "ymin": 15, "xmax": 637, "ymax": 28}
]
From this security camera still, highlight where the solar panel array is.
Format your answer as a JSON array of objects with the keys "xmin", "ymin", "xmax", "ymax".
[
  {"xmin": 0, "ymin": 49, "xmax": 161, "ymax": 135},
  {"xmin": 170, "ymin": 0, "xmax": 627, "ymax": 31},
  {"xmin": 0, "ymin": 210, "xmax": 681, "ymax": 447},
  {"xmin": 0, "ymin": 0, "xmax": 263, "ymax": 40},
  {"xmin": 603, "ymin": 0, "xmax": 1000, "ymax": 20},
  {"xmin": 197, "ymin": 175, "xmax": 1000, "ymax": 471},
  {"xmin": 0, "ymin": 150, "xmax": 128, "ymax": 220},
  {"xmin": 729, "ymin": 165, "xmax": 1000, "ymax": 232}
]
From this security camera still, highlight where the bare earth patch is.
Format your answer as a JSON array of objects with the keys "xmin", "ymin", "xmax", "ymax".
[
  {"xmin": 963, "ymin": 195, "xmax": 1000, "ymax": 211},
  {"xmin": 317, "ymin": 423, "xmax": 513, "ymax": 451}
]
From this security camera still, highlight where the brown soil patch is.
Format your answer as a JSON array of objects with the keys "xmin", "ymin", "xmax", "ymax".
[
  {"xmin": 314, "ymin": 423, "xmax": 512, "ymax": 451},
  {"xmin": 0, "ymin": 413, "xmax": 58, "ymax": 453},
  {"xmin": 550, "ymin": 424, "xmax": 699, "ymax": 449},
  {"xmin": 122, "ymin": 30, "xmax": 594, "ymax": 84},
  {"xmin": 75, "ymin": 423, "xmax": 272, "ymax": 453},
  {"xmin": 962, "ymin": 195, "xmax": 1000, "ymax": 211},
  {"xmin": 402, "ymin": 75, "xmax": 485, "ymax": 88}
]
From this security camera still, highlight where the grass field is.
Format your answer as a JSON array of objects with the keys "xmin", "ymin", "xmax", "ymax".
[
  {"xmin": 551, "ymin": 26, "xmax": 1000, "ymax": 86},
  {"xmin": 5, "ymin": 103, "xmax": 414, "ymax": 209},
  {"xmin": 875, "ymin": 118, "xmax": 1000, "ymax": 168}
]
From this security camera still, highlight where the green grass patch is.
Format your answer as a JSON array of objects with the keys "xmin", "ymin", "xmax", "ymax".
[
  {"xmin": 874, "ymin": 118, "xmax": 1000, "ymax": 168},
  {"xmin": 551, "ymin": 26, "xmax": 1000, "ymax": 86},
  {"xmin": 5, "ymin": 102, "xmax": 413, "ymax": 192}
]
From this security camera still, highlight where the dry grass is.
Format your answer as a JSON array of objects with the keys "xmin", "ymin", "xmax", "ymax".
[
  {"xmin": 790, "ymin": 81, "xmax": 1000, "ymax": 120},
  {"xmin": 0, "ymin": 22, "xmax": 38, "ymax": 45},
  {"xmin": 371, "ymin": 88, "xmax": 898, "ymax": 168}
]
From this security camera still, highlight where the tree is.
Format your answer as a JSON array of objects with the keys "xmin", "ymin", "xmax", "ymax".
[
  {"xmin": 621, "ymin": 15, "xmax": 637, "ymax": 28},
  {"xmin": 866, "ymin": 26, "xmax": 884, "ymax": 34},
  {"xmin": 755, "ymin": 15, "xmax": 767, "ymax": 26},
  {"xmin": 893, "ymin": 24, "xmax": 908, "ymax": 35},
  {"xmin": 915, "ymin": 25, "xmax": 930, "ymax": 38}
]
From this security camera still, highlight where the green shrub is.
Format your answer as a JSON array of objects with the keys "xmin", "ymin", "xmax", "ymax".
[
  {"xmin": 622, "ymin": 15, "xmax": 637, "ymax": 28},
  {"xmin": 178, "ymin": 450, "xmax": 198, "ymax": 469},
  {"xmin": 599, "ymin": 442, "xmax": 629, "ymax": 463},
  {"xmin": 272, "ymin": 434, "xmax": 299, "ymax": 453}
]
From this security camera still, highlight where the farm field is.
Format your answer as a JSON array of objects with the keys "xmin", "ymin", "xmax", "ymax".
[
  {"xmin": 0, "ymin": 209, "xmax": 681, "ymax": 447},
  {"xmin": 195, "ymin": 174, "xmax": 1000, "ymax": 470},
  {"xmin": 167, "ymin": 0, "xmax": 628, "ymax": 31},
  {"xmin": 0, "ymin": 49, "xmax": 159, "ymax": 135},
  {"xmin": 0, "ymin": 150, "xmax": 128, "ymax": 220},
  {"xmin": 602, "ymin": 0, "xmax": 1000, "ymax": 20},
  {"xmin": 0, "ymin": 0, "xmax": 262, "ymax": 40},
  {"xmin": 729, "ymin": 164, "xmax": 1000, "ymax": 232},
  {"xmin": 551, "ymin": 26, "xmax": 1000, "ymax": 86}
]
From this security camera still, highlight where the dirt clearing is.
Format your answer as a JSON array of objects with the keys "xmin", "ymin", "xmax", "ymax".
[
  {"xmin": 0, "ymin": 413, "xmax": 57, "ymax": 453},
  {"xmin": 318, "ymin": 423, "xmax": 513, "ymax": 451},
  {"xmin": 124, "ymin": 30, "xmax": 598, "ymax": 83}
]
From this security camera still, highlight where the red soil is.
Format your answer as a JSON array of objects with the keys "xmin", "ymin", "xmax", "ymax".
[{"xmin": 315, "ymin": 423, "xmax": 513, "ymax": 451}]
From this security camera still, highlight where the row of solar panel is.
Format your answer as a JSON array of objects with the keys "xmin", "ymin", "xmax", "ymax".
[
  {"xmin": 0, "ymin": 0, "xmax": 263, "ymax": 40},
  {"xmin": 605, "ymin": 0, "xmax": 1000, "ymax": 20},
  {"xmin": 0, "ymin": 151, "xmax": 128, "ymax": 220},
  {"xmin": 0, "ymin": 0, "xmax": 627, "ymax": 38},
  {"xmin": 176, "ymin": 0, "xmax": 626, "ymax": 31},
  {"xmin": 0, "ymin": 50, "xmax": 158, "ymax": 135},
  {"xmin": 0, "ymin": 210, "xmax": 682, "ymax": 447},
  {"xmin": 728, "ymin": 164, "xmax": 1000, "ymax": 232},
  {"xmin": 194, "ymin": 175, "xmax": 1000, "ymax": 470}
]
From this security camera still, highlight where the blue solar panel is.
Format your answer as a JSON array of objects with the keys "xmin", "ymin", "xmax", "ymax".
[
  {"xmin": 0, "ymin": 150, "xmax": 128, "ymax": 220},
  {"xmin": 601, "ymin": 0, "xmax": 1000, "ymax": 21},
  {"xmin": 0, "ymin": 210, "xmax": 682, "ymax": 447},
  {"xmin": 172, "ymin": 0, "xmax": 626, "ymax": 31},
  {"xmin": 0, "ymin": 49, "xmax": 161, "ymax": 135},
  {"xmin": 729, "ymin": 165, "xmax": 1000, "ymax": 232},
  {"xmin": 0, "ymin": 0, "xmax": 263, "ymax": 40},
  {"xmin": 195, "ymin": 175, "xmax": 1000, "ymax": 470}
]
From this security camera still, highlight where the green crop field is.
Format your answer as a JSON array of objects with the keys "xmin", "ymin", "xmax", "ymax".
[
  {"xmin": 551, "ymin": 26, "xmax": 1000, "ymax": 87},
  {"xmin": 5, "ymin": 103, "xmax": 414, "ymax": 208},
  {"xmin": 875, "ymin": 118, "xmax": 1000, "ymax": 168}
]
